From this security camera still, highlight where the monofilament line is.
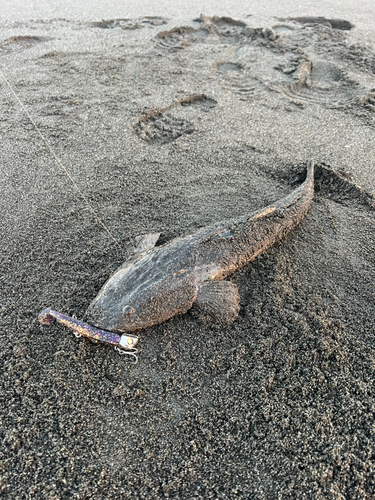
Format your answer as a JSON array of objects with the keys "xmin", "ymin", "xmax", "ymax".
[{"xmin": 0, "ymin": 67, "xmax": 119, "ymax": 246}]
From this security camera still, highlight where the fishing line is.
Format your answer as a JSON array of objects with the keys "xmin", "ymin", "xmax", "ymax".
[{"xmin": 0, "ymin": 66, "xmax": 120, "ymax": 246}]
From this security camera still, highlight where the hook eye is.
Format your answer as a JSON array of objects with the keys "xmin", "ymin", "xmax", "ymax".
[{"xmin": 123, "ymin": 305, "xmax": 135, "ymax": 317}]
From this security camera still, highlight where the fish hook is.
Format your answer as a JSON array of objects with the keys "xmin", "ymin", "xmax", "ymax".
[{"xmin": 114, "ymin": 346, "xmax": 139, "ymax": 363}]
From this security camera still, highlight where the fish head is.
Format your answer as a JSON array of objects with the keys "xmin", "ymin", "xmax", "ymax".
[{"xmin": 85, "ymin": 254, "xmax": 198, "ymax": 333}]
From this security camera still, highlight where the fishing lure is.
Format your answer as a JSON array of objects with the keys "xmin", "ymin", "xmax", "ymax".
[{"xmin": 38, "ymin": 308, "xmax": 139, "ymax": 362}]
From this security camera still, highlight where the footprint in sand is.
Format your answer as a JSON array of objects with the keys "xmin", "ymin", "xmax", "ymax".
[
  {"xmin": 268, "ymin": 20, "xmax": 375, "ymax": 119},
  {"xmin": 156, "ymin": 25, "xmax": 209, "ymax": 51},
  {"xmin": 90, "ymin": 17, "xmax": 167, "ymax": 30},
  {"xmin": 155, "ymin": 16, "xmax": 275, "ymax": 52},
  {"xmin": 273, "ymin": 20, "xmax": 348, "ymax": 54},
  {"xmin": 134, "ymin": 94, "xmax": 217, "ymax": 144},
  {"xmin": 201, "ymin": 16, "xmax": 248, "ymax": 45},
  {"xmin": 217, "ymin": 62, "xmax": 261, "ymax": 101},
  {"xmin": 0, "ymin": 36, "xmax": 48, "ymax": 53},
  {"xmin": 283, "ymin": 60, "xmax": 360, "ymax": 108},
  {"xmin": 286, "ymin": 16, "xmax": 354, "ymax": 31}
]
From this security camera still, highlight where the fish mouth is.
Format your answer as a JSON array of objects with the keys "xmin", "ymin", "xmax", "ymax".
[
  {"xmin": 84, "ymin": 303, "xmax": 112, "ymax": 330},
  {"xmin": 84, "ymin": 303, "xmax": 140, "ymax": 333}
]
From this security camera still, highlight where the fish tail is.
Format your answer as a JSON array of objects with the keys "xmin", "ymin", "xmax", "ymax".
[{"xmin": 274, "ymin": 160, "xmax": 314, "ymax": 210}]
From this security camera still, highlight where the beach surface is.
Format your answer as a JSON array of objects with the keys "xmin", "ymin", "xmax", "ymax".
[{"xmin": 1, "ymin": 3, "xmax": 375, "ymax": 499}]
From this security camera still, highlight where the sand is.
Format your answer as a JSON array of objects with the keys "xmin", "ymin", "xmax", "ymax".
[{"xmin": 1, "ymin": 12, "xmax": 375, "ymax": 500}]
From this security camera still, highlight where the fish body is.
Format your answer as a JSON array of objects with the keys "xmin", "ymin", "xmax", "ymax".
[{"xmin": 85, "ymin": 161, "xmax": 314, "ymax": 332}]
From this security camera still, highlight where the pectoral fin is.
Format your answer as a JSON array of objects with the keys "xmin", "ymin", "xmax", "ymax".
[{"xmin": 191, "ymin": 280, "xmax": 240, "ymax": 325}]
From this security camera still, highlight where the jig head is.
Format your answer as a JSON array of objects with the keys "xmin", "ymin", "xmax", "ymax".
[{"xmin": 38, "ymin": 308, "xmax": 139, "ymax": 362}]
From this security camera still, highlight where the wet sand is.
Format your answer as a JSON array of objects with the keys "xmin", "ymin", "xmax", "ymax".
[{"xmin": 1, "ymin": 13, "xmax": 375, "ymax": 499}]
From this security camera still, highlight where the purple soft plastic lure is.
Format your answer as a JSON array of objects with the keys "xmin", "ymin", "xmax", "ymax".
[{"xmin": 38, "ymin": 308, "xmax": 139, "ymax": 361}]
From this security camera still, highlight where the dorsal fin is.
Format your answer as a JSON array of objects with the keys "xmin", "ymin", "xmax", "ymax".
[{"xmin": 132, "ymin": 233, "xmax": 161, "ymax": 255}]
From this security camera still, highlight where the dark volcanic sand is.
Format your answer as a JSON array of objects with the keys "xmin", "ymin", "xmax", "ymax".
[{"xmin": 1, "ymin": 15, "xmax": 375, "ymax": 499}]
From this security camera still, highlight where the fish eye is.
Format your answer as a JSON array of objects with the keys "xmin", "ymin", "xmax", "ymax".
[{"xmin": 123, "ymin": 305, "xmax": 135, "ymax": 317}]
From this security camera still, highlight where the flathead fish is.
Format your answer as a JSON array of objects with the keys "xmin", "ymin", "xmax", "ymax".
[{"xmin": 84, "ymin": 161, "xmax": 314, "ymax": 333}]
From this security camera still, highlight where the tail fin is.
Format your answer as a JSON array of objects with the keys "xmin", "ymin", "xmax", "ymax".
[{"xmin": 274, "ymin": 160, "xmax": 314, "ymax": 210}]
